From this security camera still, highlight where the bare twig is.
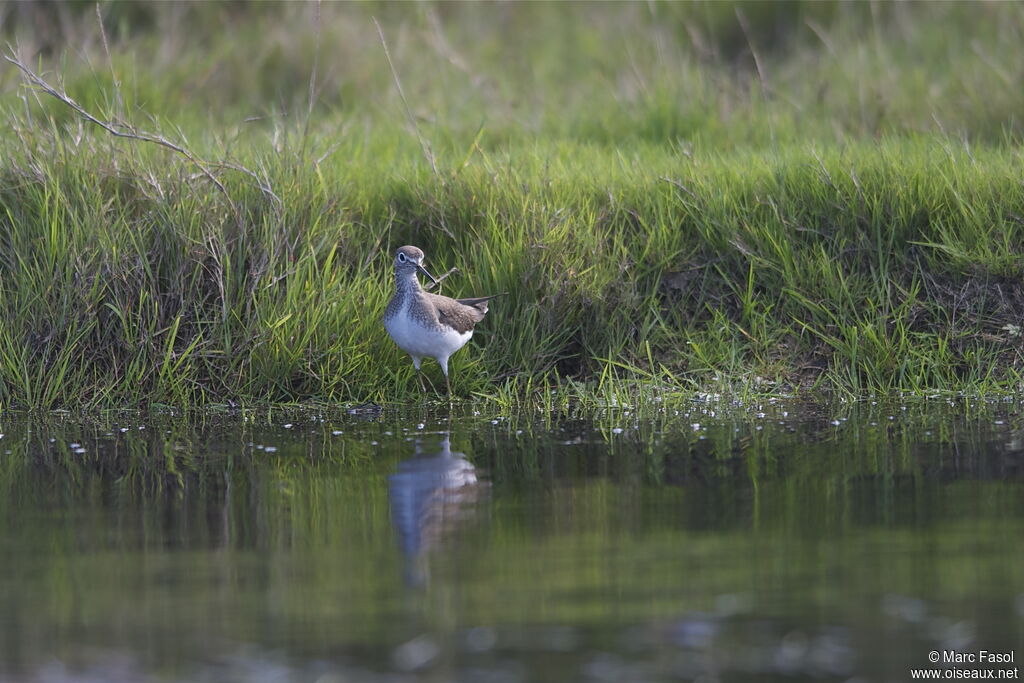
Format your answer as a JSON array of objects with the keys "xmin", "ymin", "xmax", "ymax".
[
  {"xmin": 4, "ymin": 49, "xmax": 282, "ymax": 218},
  {"xmin": 5, "ymin": 50, "xmax": 233, "ymax": 200},
  {"xmin": 372, "ymin": 16, "xmax": 440, "ymax": 179},
  {"xmin": 423, "ymin": 267, "xmax": 458, "ymax": 292}
]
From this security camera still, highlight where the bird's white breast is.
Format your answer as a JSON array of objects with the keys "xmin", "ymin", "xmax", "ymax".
[{"xmin": 386, "ymin": 299, "xmax": 472, "ymax": 361}]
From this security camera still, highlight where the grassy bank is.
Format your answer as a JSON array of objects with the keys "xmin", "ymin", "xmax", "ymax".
[{"xmin": 1, "ymin": 2, "xmax": 1023, "ymax": 407}]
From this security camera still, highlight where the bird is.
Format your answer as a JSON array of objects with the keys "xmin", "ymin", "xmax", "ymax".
[{"xmin": 383, "ymin": 245, "xmax": 502, "ymax": 394}]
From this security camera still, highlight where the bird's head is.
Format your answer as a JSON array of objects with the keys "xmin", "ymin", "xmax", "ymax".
[{"xmin": 394, "ymin": 245, "xmax": 438, "ymax": 285}]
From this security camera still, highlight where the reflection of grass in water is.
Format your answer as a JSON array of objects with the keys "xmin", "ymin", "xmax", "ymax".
[
  {"xmin": 0, "ymin": 405, "xmax": 1021, "ymax": 670},
  {"xmin": 5, "ymin": 473, "xmax": 1021, "ymax": 660},
  {"xmin": 2, "ymin": 4, "xmax": 1024, "ymax": 405}
]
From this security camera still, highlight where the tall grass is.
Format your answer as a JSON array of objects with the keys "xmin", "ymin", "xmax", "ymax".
[{"xmin": 1, "ymin": 2, "xmax": 1023, "ymax": 407}]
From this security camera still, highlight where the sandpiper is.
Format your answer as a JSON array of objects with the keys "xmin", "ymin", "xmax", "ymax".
[{"xmin": 384, "ymin": 245, "xmax": 501, "ymax": 394}]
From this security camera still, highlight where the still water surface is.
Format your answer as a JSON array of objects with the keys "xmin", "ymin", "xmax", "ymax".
[{"xmin": 0, "ymin": 398, "xmax": 1022, "ymax": 682}]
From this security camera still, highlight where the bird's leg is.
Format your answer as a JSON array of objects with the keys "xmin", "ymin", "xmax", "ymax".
[
  {"xmin": 411, "ymin": 357, "xmax": 427, "ymax": 394},
  {"xmin": 440, "ymin": 358, "xmax": 452, "ymax": 398}
]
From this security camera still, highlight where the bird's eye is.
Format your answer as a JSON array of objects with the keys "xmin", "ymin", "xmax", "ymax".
[{"xmin": 398, "ymin": 252, "xmax": 407, "ymax": 263}]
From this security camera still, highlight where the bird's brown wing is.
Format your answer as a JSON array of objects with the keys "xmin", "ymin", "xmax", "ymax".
[{"xmin": 429, "ymin": 293, "xmax": 486, "ymax": 334}]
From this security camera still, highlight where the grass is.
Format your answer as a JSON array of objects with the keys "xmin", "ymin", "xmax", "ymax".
[{"xmin": 1, "ymin": 2, "xmax": 1023, "ymax": 408}]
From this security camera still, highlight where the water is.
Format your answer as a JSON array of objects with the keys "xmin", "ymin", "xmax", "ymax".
[{"xmin": 0, "ymin": 399, "xmax": 1022, "ymax": 682}]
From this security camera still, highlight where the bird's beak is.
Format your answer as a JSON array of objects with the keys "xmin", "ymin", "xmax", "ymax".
[{"xmin": 416, "ymin": 262, "xmax": 438, "ymax": 285}]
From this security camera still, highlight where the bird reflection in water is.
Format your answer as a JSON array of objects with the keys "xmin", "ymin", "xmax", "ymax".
[{"xmin": 388, "ymin": 434, "xmax": 489, "ymax": 587}]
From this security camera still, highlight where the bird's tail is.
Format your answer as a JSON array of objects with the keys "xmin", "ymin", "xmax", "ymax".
[{"xmin": 457, "ymin": 292, "xmax": 508, "ymax": 314}]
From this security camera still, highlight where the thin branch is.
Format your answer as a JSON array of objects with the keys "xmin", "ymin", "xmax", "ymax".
[
  {"xmin": 423, "ymin": 267, "xmax": 458, "ymax": 292},
  {"xmin": 5, "ymin": 50, "xmax": 233, "ymax": 202},
  {"xmin": 5, "ymin": 49, "xmax": 284, "ymax": 220},
  {"xmin": 372, "ymin": 16, "xmax": 440, "ymax": 179}
]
